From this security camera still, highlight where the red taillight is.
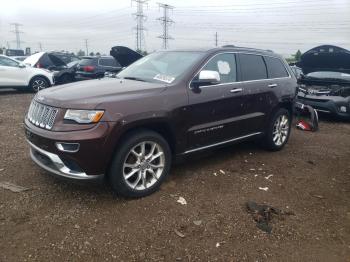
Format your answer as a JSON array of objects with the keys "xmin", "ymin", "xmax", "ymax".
[
  {"xmin": 83, "ymin": 65, "xmax": 95, "ymax": 72},
  {"xmin": 36, "ymin": 63, "xmax": 42, "ymax": 68}
]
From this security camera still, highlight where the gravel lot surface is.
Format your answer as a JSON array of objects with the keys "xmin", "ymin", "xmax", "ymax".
[{"xmin": 0, "ymin": 89, "xmax": 349, "ymax": 261}]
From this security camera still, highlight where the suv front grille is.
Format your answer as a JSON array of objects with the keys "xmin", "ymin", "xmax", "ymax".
[{"xmin": 27, "ymin": 101, "xmax": 58, "ymax": 130}]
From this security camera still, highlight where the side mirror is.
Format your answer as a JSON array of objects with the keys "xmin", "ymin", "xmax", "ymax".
[
  {"xmin": 18, "ymin": 63, "xmax": 26, "ymax": 68},
  {"xmin": 191, "ymin": 70, "xmax": 220, "ymax": 89}
]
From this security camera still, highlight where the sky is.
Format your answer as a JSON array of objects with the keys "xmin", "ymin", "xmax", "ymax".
[{"xmin": 0, "ymin": 0, "xmax": 349, "ymax": 57}]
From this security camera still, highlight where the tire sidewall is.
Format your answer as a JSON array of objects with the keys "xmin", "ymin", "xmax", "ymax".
[{"xmin": 109, "ymin": 130, "xmax": 171, "ymax": 198}]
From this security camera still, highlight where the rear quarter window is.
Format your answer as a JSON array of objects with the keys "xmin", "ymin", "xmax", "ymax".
[
  {"xmin": 239, "ymin": 54, "xmax": 267, "ymax": 81},
  {"xmin": 264, "ymin": 56, "xmax": 289, "ymax": 78},
  {"xmin": 98, "ymin": 58, "xmax": 121, "ymax": 67},
  {"xmin": 79, "ymin": 58, "xmax": 97, "ymax": 66}
]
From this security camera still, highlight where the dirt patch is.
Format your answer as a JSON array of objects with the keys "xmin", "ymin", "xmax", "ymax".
[{"xmin": 0, "ymin": 89, "xmax": 350, "ymax": 261}]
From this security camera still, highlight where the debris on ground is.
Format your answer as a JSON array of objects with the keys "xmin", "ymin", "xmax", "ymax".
[
  {"xmin": 0, "ymin": 181, "xmax": 30, "ymax": 193},
  {"xmin": 174, "ymin": 229, "xmax": 185, "ymax": 238},
  {"xmin": 246, "ymin": 201, "xmax": 295, "ymax": 233},
  {"xmin": 219, "ymin": 169, "xmax": 225, "ymax": 175},
  {"xmin": 213, "ymin": 172, "xmax": 217, "ymax": 176},
  {"xmin": 265, "ymin": 175, "xmax": 273, "ymax": 180},
  {"xmin": 193, "ymin": 220, "xmax": 202, "ymax": 226},
  {"xmin": 311, "ymin": 194, "xmax": 325, "ymax": 199},
  {"xmin": 177, "ymin": 197, "xmax": 187, "ymax": 205},
  {"xmin": 216, "ymin": 242, "xmax": 221, "ymax": 248},
  {"xmin": 0, "ymin": 168, "xmax": 4, "ymax": 172},
  {"xmin": 258, "ymin": 187, "xmax": 269, "ymax": 191}
]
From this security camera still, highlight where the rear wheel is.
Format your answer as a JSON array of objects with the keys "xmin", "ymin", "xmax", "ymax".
[
  {"xmin": 29, "ymin": 76, "xmax": 49, "ymax": 92},
  {"xmin": 262, "ymin": 108, "xmax": 291, "ymax": 151},
  {"xmin": 108, "ymin": 130, "xmax": 171, "ymax": 198}
]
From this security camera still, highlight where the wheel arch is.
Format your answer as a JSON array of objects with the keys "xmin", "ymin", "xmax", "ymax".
[{"xmin": 29, "ymin": 74, "xmax": 51, "ymax": 87}]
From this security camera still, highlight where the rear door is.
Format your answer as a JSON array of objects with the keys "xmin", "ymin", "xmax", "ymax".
[
  {"xmin": 237, "ymin": 53, "xmax": 272, "ymax": 134},
  {"xmin": 187, "ymin": 53, "xmax": 248, "ymax": 150}
]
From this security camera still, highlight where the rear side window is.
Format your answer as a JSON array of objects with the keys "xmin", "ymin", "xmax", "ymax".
[
  {"xmin": 99, "ymin": 58, "xmax": 120, "ymax": 67},
  {"xmin": 48, "ymin": 54, "xmax": 66, "ymax": 66},
  {"xmin": 0, "ymin": 56, "xmax": 19, "ymax": 67},
  {"xmin": 202, "ymin": 53, "xmax": 237, "ymax": 83},
  {"xmin": 264, "ymin": 56, "xmax": 289, "ymax": 78},
  {"xmin": 79, "ymin": 58, "xmax": 96, "ymax": 66},
  {"xmin": 239, "ymin": 54, "xmax": 267, "ymax": 81}
]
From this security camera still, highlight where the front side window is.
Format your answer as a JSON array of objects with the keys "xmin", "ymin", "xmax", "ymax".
[
  {"xmin": 264, "ymin": 56, "xmax": 289, "ymax": 78},
  {"xmin": 118, "ymin": 51, "xmax": 203, "ymax": 83},
  {"xmin": 0, "ymin": 56, "xmax": 19, "ymax": 67},
  {"xmin": 202, "ymin": 53, "xmax": 237, "ymax": 83},
  {"xmin": 239, "ymin": 54, "xmax": 268, "ymax": 81}
]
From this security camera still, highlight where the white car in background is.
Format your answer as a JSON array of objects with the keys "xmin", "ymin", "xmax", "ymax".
[{"xmin": 0, "ymin": 55, "xmax": 54, "ymax": 92}]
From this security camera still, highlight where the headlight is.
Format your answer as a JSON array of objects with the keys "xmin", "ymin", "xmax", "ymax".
[{"xmin": 64, "ymin": 110, "xmax": 104, "ymax": 124}]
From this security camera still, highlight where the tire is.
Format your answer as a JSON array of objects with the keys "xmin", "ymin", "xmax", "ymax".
[
  {"xmin": 108, "ymin": 129, "xmax": 171, "ymax": 198},
  {"xmin": 262, "ymin": 108, "xmax": 291, "ymax": 151},
  {"xmin": 29, "ymin": 76, "xmax": 49, "ymax": 93}
]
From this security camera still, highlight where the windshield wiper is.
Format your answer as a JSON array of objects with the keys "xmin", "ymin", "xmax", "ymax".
[{"xmin": 122, "ymin": 76, "xmax": 147, "ymax": 82}]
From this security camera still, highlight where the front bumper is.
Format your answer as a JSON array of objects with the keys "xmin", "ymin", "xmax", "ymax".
[
  {"xmin": 28, "ymin": 139, "xmax": 101, "ymax": 180},
  {"xmin": 25, "ymin": 119, "xmax": 118, "ymax": 180},
  {"xmin": 296, "ymin": 93, "xmax": 350, "ymax": 118}
]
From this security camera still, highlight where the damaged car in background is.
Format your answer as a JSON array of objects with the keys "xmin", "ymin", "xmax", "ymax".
[{"xmin": 296, "ymin": 45, "xmax": 350, "ymax": 119}]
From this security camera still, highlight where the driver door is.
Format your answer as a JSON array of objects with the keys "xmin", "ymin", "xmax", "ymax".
[
  {"xmin": 0, "ymin": 56, "xmax": 27, "ymax": 86},
  {"xmin": 186, "ymin": 53, "xmax": 247, "ymax": 150}
]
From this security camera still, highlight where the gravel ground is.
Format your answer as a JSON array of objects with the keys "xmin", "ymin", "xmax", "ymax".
[{"xmin": 0, "ymin": 89, "xmax": 349, "ymax": 262}]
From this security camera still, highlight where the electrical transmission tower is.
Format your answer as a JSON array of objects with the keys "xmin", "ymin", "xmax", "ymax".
[
  {"xmin": 132, "ymin": 0, "xmax": 148, "ymax": 52},
  {"xmin": 10, "ymin": 23, "xmax": 24, "ymax": 49},
  {"xmin": 157, "ymin": 3, "xmax": 174, "ymax": 49}
]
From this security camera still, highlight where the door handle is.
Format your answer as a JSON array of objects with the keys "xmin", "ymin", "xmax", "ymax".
[
  {"xmin": 230, "ymin": 88, "xmax": 243, "ymax": 93},
  {"xmin": 268, "ymin": 83, "xmax": 278, "ymax": 88}
]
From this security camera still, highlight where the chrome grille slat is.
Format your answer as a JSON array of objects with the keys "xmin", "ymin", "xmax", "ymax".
[{"xmin": 27, "ymin": 100, "xmax": 58, "ymax": 130}]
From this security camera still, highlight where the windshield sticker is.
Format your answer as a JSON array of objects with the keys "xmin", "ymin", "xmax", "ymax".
[
  {"xmin": 217, "ymin": 60, "xmax": 231, "ymax": 75},
  {"xmin": 153, "ymin": 74, "xmax": 175, "ymax": 83}
]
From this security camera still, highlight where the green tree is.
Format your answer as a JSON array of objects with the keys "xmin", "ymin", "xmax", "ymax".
[
  {"xmin": 77, "ymin": 49, "xmax": 85, "ymax": 57},
  {"xmin": 89, "ymin": 52, "xmax": 95, "ymax": 56},
  {"xmin": 293, "ymin": 50, "xmax": 302, "ymax": 62},
  {"xmin": 96, "ymin": 52, "xmax": 101, "ymax": 56}
]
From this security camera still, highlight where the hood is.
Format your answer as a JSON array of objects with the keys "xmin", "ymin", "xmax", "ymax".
[
  {"xmin": 297, "ymin": 45, "xmax": 350, "ymax": 74},
  {"xmin": 110, "ymin": 46, "xmax": 143, "ymax": 67},
  {"xmin": 23, "ymin": 52, "xmax": 45, "ymax": 66},
  {"xmin": 36, "ymin": 78, "xmax": 167, "ymax": 109}
]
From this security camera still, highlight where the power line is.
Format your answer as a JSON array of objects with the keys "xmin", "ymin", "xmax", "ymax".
[
  {"xmin": 132, "ymin": 0, "xmax": 149, "ymax": 52},
  {"xmin": 157, "ymin": 3, "xmax": 174, "ymax": 49},
  {"xmin": 10, "ymin": 23, "xmax": 24, "ymax": 49}
]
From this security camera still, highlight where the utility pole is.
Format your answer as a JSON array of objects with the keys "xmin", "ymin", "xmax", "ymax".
[
  {"xmin": 132, "ymin": 0, "xmax": 148, "ymax": 52},
  {"xmin": 38, "ymin": 42, "xmax": 42, "ymax": 51},
  {"xmin": 157, "ymin": 3, "xmax": 174, "ymax": 49},
  {"xmin": 215, "ymin": 32, "xmax": 218, "ymax": 47},
  {"xmin": 84, "ymin": 39, "xmax": 89, "ymax": 55},
  {"xmin": 10, "ymin": 23, "xmax": 24, "ymax": 49},
  {"xmin": 6, "ymin": 41, "xmax": 10, "ymax": 49}
]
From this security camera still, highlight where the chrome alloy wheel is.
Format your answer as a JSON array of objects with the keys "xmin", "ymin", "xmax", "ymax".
[
  {"xmin": 32, "ymin": 79, "xmax": 47, "ymax": 92},
  {"xmin": 272, "ymin": 114, "xmax": 289, "ymax": 146},
  {"xmin": 123, "ymin": 141, "xmax": 165, "ymax": 191}
]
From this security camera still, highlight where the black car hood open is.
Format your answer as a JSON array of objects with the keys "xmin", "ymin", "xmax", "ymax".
[
  {"xmin": 110, "ymin": 46, "xmax": 143, "ymax": 67},
  {"xmin": 297, "ymin": 45, "xmax": 350, "ymax": 75}
]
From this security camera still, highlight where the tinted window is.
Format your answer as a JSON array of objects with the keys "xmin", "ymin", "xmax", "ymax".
[
  {"xmin": 99, "ymin": 58, "xmax": 120, "ymax": 67},
  {"xmin": 0, "ymin": 56, "xmax": 19, "ymax": 67},
  {"xmin": 79, "ymin": 58, "xmax": 96, "ymax": 66},
  {"xmin": 48, "ymin": 54, "xmax": 66, "ymax": 66},
  {"xmin": 239, "ymin": 54, "xmax": 267, "ymax": 81},
  {"xmin": 202, "ymin": 53, "xmax": 237, "ymax": 83},
  {"xmin": 264, "ymin": 56, "xmax": 289, "ymax": 78}
]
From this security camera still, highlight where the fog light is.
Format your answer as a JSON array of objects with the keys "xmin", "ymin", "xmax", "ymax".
[
  {"xmin": 340, "ymin": 106, "xmax": 347, "ymax": 113},
  {"xmin": 55, "ymin": 142, "xmax": 80, "ymax": 153}
]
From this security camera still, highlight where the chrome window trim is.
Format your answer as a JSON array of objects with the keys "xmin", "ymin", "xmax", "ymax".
[{"xmin": 188, "ymin": 51, "xmax": 291, "ymax": 90}]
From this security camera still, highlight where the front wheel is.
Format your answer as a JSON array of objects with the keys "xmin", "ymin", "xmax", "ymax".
[
  {"xmin": 108, "ymin": 130, "xmax": 171, "ymax": 198},
  {"xmin": 29, "ymin": 76, "xmax": 49, "ymax": 92},
  {"xmin": 262, "ymin": 108, "xmax": 291, "ymax": 151}
]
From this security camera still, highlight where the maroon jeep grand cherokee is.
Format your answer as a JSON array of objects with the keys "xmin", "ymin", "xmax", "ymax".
[{"xmin": 24, "ymin": 47, "xmax": 297, "ymax": 197}]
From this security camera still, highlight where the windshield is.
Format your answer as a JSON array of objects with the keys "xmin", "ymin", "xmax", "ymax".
[
  {"xmin": 306, "ymin": 71, "xmax": 350, "ymax": 82},
  {"xmin": 117, "ymin": 51, "xmax": 203, "ymax": 83}
]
